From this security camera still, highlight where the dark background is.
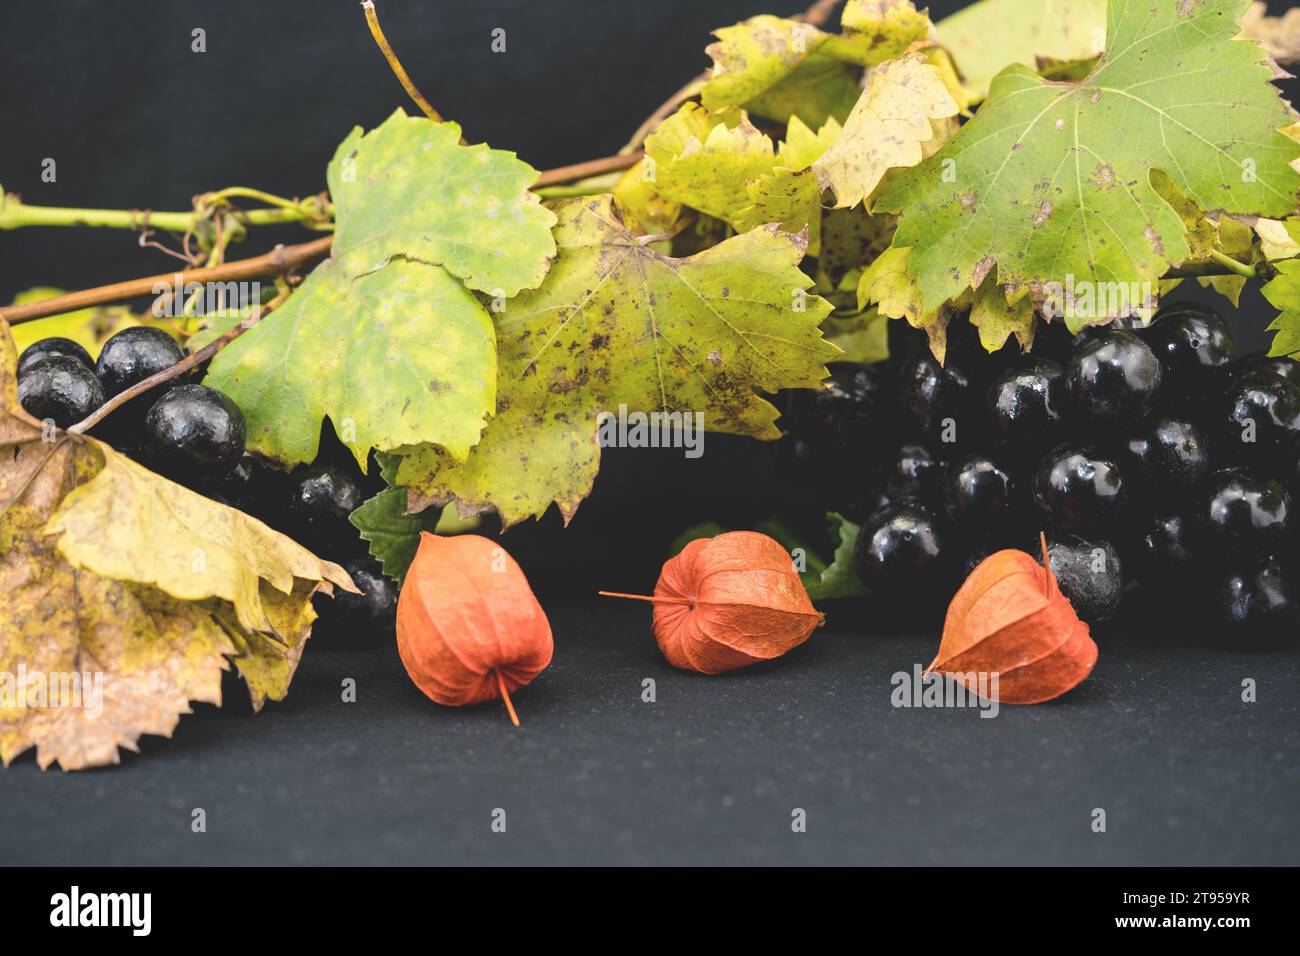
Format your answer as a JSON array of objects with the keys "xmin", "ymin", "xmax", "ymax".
[{"xmin": 1, "ymin": 1, "xmax": 1298, "ymax": 867}]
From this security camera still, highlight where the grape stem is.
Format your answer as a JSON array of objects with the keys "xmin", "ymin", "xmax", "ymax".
[
  {"xmin": 361, "ymin": 0, "xmax": 461, "ymax": 138},
  {"xmin": 0, "ymin": 237, "xmax": 331, "ymax": 325},
  {"xmin": 0, "ymin": 199, "xmax": 307, "ymax": 233},
  {"xmin": 66, "ymin": 288, "xmax": 292, "ymax": 436}
]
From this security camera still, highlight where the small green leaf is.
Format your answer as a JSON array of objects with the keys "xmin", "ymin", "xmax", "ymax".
[
  {"xmin": 802, "ymin": 512, "xmax": 866, "ymax": 602},
  {"xmin": 349, "ymin": 486, "xmax": 441, "ymax": 584},
  {"xmin": 1263, "ymin": 260, "xmax": 1300, "ymax": 356}
]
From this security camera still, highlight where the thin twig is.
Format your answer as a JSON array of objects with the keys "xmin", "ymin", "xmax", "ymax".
[
  {"xmin": 534, "ymin": 151, "xmax": 643, "ymax": 187},
  {"xmin": 361, "ymin": 0, "xmax": 449, "ymax": 126},
  {"xmin": 68, "ymin": 290, "xmax": 291, "ymax": 435},
  {"xmin": 0, "ymin": 237, "xmax": 331, "ymax": 325}
]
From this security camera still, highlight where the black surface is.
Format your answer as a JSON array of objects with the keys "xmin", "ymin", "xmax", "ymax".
[
  {"xmin": 4, "ymin": 598, "xmax": 1298, "ymax": 866},
  {"xmin": 3, "ymin": 0, "xmax": 1300, "ymax": 867}
]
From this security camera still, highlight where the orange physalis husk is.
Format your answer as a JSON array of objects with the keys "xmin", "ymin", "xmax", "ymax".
[
  {"xmin": 600, "ymin": 531, "xmax": 823, "ymax": 674},
  {"xmin": 926, "ymin": 533, "xmax": 1098, "ymax": 704},
  {"xmin": 396, "ymin": 533, "xmax": 553, "ymax": 727}
]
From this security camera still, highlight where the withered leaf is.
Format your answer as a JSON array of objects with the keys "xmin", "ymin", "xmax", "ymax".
[{"xmin": 0, "ymin": 321, "xmax": 353, "ymax": 768}]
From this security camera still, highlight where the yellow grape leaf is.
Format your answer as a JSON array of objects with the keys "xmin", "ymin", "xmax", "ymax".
[
  {"xmin": 0, "ymin": 320, "xmax": 356, "ymax": 767},
  {"xmin": 47, "ymin": 444, "xmax": 354, "ymax": 635},
  {"xmin": 1241, "ymin": 1, "xmax": 1300, "ymax": 65},
  {"xmin": 1254, "ymin": 217, "xmax": 1300, "ymax": 261},
  {"xmin": 736, "ymin": 116, "xmax": 841, "ymax": 255},
  {"xmin": 700, "ymin": 15, "xmax": 870, "ymax": 127},
  {"xmin": 612, "ymin": 160, "xmax": 682, "ymax": 235},
  {"xmin": 856, "ymin": 245, "xmax": 951, "ymax": 361},
  {"xmin": 1263, "ymin": 260, "xmax": 1300, "ymax": 356},
  {"xmin": 822, "ymin": 308, "xmax": 891, "ymax": 364},
  {"xmin": 395, "ymin": 196, "xmax": 837, "ymax": 525},
  {"xmin": 0, "ymin": 329, "xmax": 233, "ymax": 769},
  {"xmin": 841, "ymin": 0, "xmax": 933, "ymax": 63},
  {"xmin": 645, "ymin": 104, "xmax": 777, "ymax": 226},
  {"xmin": 817, "ymin": 208, "xmax": 898, "ymax": 294},
  {"xmin": 812, "ymin": 54, "xmax": 959, "ymax": 210},
  {"xmin": 969, "ymin": 276, "xmax": 1037, "ymax": 352}
]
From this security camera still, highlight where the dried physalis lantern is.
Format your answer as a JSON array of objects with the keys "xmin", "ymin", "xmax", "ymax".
[
  {"xmin": 396, "ymin": 533, "xmax": 553, "ymax": 726},
  {"xmin": 927, "ymin": 534, "xmax": 1098, "ymax": 704},
  {"xmin": 601, "ymin": 531, "xmax": 823, "ymax": 674}
]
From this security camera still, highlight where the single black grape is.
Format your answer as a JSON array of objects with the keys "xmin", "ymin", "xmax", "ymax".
[
  {"xmin": 986, "ymin": 356, "xmax": 1066, "ymax": 450},
  {"xmin": 1198, "ymin": 469, "xmax": 1290, "ymax": 557},
  {"xmin": 1033, "ymin": 445, "xmax": 1126, "ymax": 533},
  {"xmin": 898, "ymin": 351, "xmax": 974, "ymax": 439},
  {"xmin": 1211, "ymin": 560, "xmax": 1298, "ymax": 647},
  {"xmin": 1235, "ymin": 353, "xmax": 1300, "ymax": 389},
  {"xmin": 776, "ymin": 363, "xmax": 893, "ymax": 507},
  {"xmin": 1218, "ymin": 368, "xmax": 1300, "ymax": 466},
  {"xmin": 144, "ymin": 384, "xmax": 246, "ymax": 483},
  {"xmin": 1129, "ymin": 513, "xmax": 1197, "ymax": 584},
  {"xmin": 1145, "ymin": 303, "xmax": 1235, "ymax": 403},
  {"xmin": 1046, "ymin": 534, "xmax": 1123, "ymax": 623},
  {"xmin": 853, "ymin": 503, "xmax": 952, "ymax": 596},
  {"xmin": 886, "ymin": 442, "xmax": 946, "ymax": 504},
  {"xmin": 334, "ymin": 557, "xmax": 399, "ymax": 630},
  {"xmin": 1066, "ymin": 329, "xmax": 1162, "ymax": 429},
  {"xmin": 16, "ymin": 355, "xmax": 104, "ymax": 429},
  {"xmin": 94, "ymin": 326, "xmax": 186, "ymax": 397},
  {"xmin": 288, "ymin": 463, "xmax": 366, "ymax": 559},
  {"xmin": 1122, "ymin": 416, "xmax": 1212, "ymax": 497},
  {"xmin": 17, "ymin": 337, "xmax": 93, "ymax": 376},
  {"xmin": 945, "ymin": 453, "xmax": 1014, "ymax": 532}
]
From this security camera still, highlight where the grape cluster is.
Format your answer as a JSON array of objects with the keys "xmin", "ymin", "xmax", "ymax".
[
  {"xmin": 777, "ymin": 304, "xmax": 1300, "ymax": 645},
  {"xmin": 16, "ymin": 331, "xmax": 397, "ymax": 635}
]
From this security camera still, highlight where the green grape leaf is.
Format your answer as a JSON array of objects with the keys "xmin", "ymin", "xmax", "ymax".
[
  {"xmin": 204, "ymin": 252, "xmax": 496, "ymax": 469},
  {"xmin": 349, "ymin": 486, "xmax": 441, "ymax": 584},
  {"xmin": 1263, "ymin": 259, "xmax": 1300, "ymax": 355},
  {"xmin": 327, "ymin": 108, "xmax": 557, "ymax": 296},
  {"xmin": 936, "ymin": 0, "xmax": 1107, "ymax": 99},
  {"xmin": 800, "ymin": 512, "xmax": 866, "ymax": 601},
  {"xmin": 879, "ymin": 0, "xmax": 1300, "ymax": 332},
  {"xmin": 395, "ymin": 195, "xmax": 837, "ymax": 525},
  {"xmin": 813, "ymin": 53, "xmax": 959, "ymax": 209}
]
